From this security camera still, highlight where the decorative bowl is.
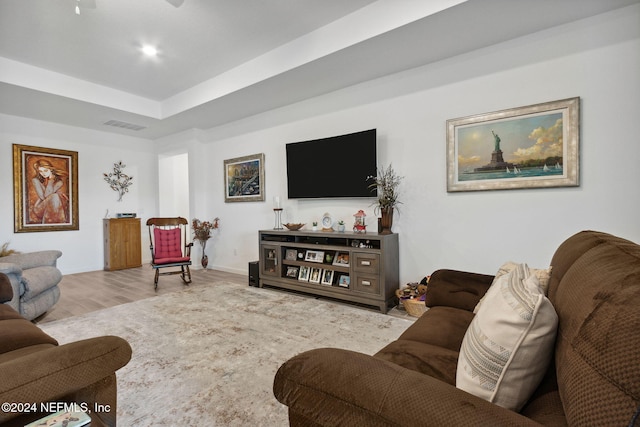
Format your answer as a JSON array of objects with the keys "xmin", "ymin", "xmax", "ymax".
[{"xmin": 283, "ymin": 223, "xmax": 305, "ymax": 231}]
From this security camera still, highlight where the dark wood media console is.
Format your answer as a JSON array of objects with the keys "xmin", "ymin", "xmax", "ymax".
[{"xmin": 258, "ymin": 229, "xmax": 399, "ymax": 313}]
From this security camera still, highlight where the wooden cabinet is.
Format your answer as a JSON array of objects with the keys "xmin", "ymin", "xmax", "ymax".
[
  {"xmin": 258, "ymin": 229, "xmax": 399, "ymax": 313},
  {"xmin": 103, "ymin": 218, "xmax": 142, "ymax": 271}
]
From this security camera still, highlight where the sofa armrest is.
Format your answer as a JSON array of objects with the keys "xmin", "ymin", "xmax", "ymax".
[
  {"xmin": 0, "ymin": 265, "xmax": 23, "ymax": 310},
  {"xmin": 0, "ymin": 251, "xmax": 62, "ymax": 270},
  {"xmin": 0, "ymin": 273, "xmax": 13, "ymax": 303},
  {"xmin": 424, "ymin": 269, "xmax": 494, "ymax": 311},
  {"xmin": 0, "ymin": 263, "xmax": 22, "ymax": 277},
  {"xmin": 0, "ymin": 336, "xmax": 132, "ymax": 424},
  {"xmin": 274, "ymin": 348, "xmax": 541, "ymax": 426}
]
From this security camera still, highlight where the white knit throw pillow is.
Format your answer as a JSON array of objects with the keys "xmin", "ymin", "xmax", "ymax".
[
  {"xmin": 456, "ymin": 263, "xmax": 558, "ymax": 411},
  {"xmin": 473, "ymin": 261, "xmax": 552, "ymax": 314}
]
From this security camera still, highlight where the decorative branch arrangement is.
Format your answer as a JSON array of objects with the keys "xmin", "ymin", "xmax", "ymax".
[
  {"xmin": 103, "ymin": 161, "xmax": 133, "ymax": 201},
  {"xmin": 367, "ymin": 164, "xmax": 403, "ymax": 214},
  {"xmin": 192, "ymin": 218, "xmax": 220, "ymax": 268}
]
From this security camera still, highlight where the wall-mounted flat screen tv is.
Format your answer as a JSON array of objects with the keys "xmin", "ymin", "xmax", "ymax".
[{"xmin": 286, "ymin": 129, "xmax": 377, "ymax": 199}]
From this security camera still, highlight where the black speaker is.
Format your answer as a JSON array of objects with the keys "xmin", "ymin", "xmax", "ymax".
[{"xmin": 248, "ymin": 261, "xmax": 259, "ymax": 287}]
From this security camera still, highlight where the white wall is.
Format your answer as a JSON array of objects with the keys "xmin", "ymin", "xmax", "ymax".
[
  {"xmin": 164, "ymin": 5, "xmax": 640, "ymax": 281},
  {"xmin": 0, "ymin": 115, "xmax": 158, "ymax": 273},
  {"xmin": 2, "ymin": 5, "xmax": 639, "ymax": 283},
  {"xmin": 158, "ymin": 152, "xmax": 189, "ymax": 219}
]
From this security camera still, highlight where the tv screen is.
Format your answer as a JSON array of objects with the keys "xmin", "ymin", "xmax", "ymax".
[{"xmin": 286, "ymin": 129, "xmax": 377, "ymax": 199}]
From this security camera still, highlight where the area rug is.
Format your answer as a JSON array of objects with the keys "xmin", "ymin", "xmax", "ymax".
[{"xmin": 40, "ymin": 280, "xmax": 413, "ymax": 426}]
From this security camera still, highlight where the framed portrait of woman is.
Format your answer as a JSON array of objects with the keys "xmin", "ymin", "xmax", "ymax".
[{"xmin": 13, "ymin": 144, "xmax": 79, "ymax": 232}]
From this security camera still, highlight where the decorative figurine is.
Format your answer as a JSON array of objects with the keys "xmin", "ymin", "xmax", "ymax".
[{"xmin": 353, "ymin": 210, "xmax": 367, "ymax": 233}]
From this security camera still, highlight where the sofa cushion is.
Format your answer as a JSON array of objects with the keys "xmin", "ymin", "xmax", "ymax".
[
  {"xmin": 375, "ymin": 307, "xmax": 474, "ymax": 385},
  {"xmin": 154, "ymin": 228, "xmax": 183, "ymax": 259},
  {"xmin": 21, "ymin": 266, "xmax": 63, "ymax": 300},
  {"xmin": 395, "ymin": 306, "xmax": 474, "ymax": 352},
  {"xmin": 424, "ymin": 269, "xmax": 494, "ymax": 311},
  {"xmin": 0, "ymin": 318, "xmax": 58, "ymax": 354},
  {"xmin": 374, "ymin": 307, "xmax": 473, "ymax": 385},
  {"xmin": 456, "ymin": 263, "xmax": 558, "ymax": 411}
]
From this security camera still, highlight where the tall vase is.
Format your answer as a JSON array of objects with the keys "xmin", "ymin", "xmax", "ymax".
[
  {"xmin": 200, "ymin": 240, "xmax": 208, "ymax": 269},
  {"xmin": 380, "ymin": 207, "xmax": 394, "ymax": 235}
]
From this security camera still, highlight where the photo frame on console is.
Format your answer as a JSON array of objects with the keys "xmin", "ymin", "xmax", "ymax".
[
  {"xmin": 305, "ymin": 250, "xmax": 324, "ymax": 263},
  {"xmin": 285, "ymin": 249, "xmax": 297, "ymax": 261},
  {"xmin": 446, "ymin": 97, "xmax": 579, "ymax": 192},
  {"xmin": 309, "ymin": 267, "xmax": 322, "ymax": 284},
  {"xmin": 13, "ymin": 144, "xmax": 79, "ymax": 232},
  {"xmin": 298, "ymin": 266, "xmax": 310, "ymax": 281},
  {"xmin": 338, "ymin": 275, "xmax": 350, "ymax": 288},
  {"xmin": 224, "ymin": 153, "xmax": 265, "ymax": 202},
  {"xmin": 321, "ymin": 269, "xmax": 334, "ymax": 286},
  {"xmin": 286, "ymin": 266, "xmax": 299, "ymax": 278},
  {"xmin": 332, "ymin": 252, "xmax": 350, "ymax": 267}
]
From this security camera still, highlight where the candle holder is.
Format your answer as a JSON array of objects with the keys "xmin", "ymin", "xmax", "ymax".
[{"xmin": 273, "ymin": 208, "xmax": 283, "ymax": 230}]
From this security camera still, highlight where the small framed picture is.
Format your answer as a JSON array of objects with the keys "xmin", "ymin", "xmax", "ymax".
[
  {"xmin": 285, "ymin": 248, "xmax": 297, "ymax": 261},
  {"xmin": 338, "ymin": 275, "xmax": 350, "ymax": 288},
  {"xmin": 298, "ymin": 265, "xmax": 310, "ymax": 281},
  {"xmin": 305, "ymin": 250, "xmax": 325, "ymax": 263},
  {"xmin": 332, "ymin": 252, "xmax": 350, "ymax": 267},
  {"xmin": 297, "ymin": 249, "xmax": 306, "ymax": 260},
  {"xmin": 286, "ymin": 266, "xmax": 299, "ymax": 278},
  {"xmin": 309, "ymin": 267, "xmax": 322, "ymax": 284},
  {"xmin": 321, "ymin": 269, "xmax": 334, "ymax": 286}
]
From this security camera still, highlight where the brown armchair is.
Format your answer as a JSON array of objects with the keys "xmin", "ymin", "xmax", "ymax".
[{"xmin": 0, "ymin": 273, "xmax": 132, "ymax": 427}]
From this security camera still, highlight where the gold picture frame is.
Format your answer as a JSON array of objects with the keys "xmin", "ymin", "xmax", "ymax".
[
  {"xmin": 224, "ymin": 153, "xmax": 265, "ymax": 202},
  {"xmin": 13, "ymin": 144, "xmax": 79, "ymax": 232},
  {"xmin": 447, "ymin": 97, "xmax": 579, "ymax": 192}
]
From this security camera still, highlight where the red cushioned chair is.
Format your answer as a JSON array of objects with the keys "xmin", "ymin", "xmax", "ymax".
[{"xmin": 146, "ymin": 217, "xmax": 193, "ymax": 289}]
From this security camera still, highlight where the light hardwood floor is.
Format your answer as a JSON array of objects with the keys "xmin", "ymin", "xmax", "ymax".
[
  {"xmin": 35, "ymin": 265, "xmax": 414, "ymax": 324},
  {"xmin": 34, "ymin": 265, "xmax": 247, "ymax": 324}
]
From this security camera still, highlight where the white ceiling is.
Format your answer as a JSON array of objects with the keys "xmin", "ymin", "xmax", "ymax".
[{"xmin": 1, "ymin": 0, "xmax": 638, "ymax": 140}]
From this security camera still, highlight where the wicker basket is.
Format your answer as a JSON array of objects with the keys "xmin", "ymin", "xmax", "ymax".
[{"xmin": 402, "ymin": 297, "xmax": 427, "ymax": 317}]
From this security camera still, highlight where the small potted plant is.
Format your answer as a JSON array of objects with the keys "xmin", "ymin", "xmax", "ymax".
[
  {"xmin": 312, "ymin": 221, "xmax": 318, "ymax": 231},
  {"xmin": 367, "ymin": 164, "xmax": 403, "ymax": 234},
  {"xmin": 337, "ymin": 220, "xmax": 346, "ymax": 232}
]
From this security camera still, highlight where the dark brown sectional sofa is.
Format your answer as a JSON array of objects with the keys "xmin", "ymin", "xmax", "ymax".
[{"xmin": 274, "ymin": 230, "xmax": 640, "ymax": 426}]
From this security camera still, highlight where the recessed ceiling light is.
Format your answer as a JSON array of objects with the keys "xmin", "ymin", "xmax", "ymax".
[{"xmin": 142, "ymin": 45, "xmax": 158, "ymax": 57}]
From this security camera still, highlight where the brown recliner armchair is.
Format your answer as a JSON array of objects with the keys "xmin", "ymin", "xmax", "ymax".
[
  {"xmin": 274, "ymin": 230, "xmax": 640, "ymax": 426},
  {"xmin": 0, "ymin": 273, "xmax": 132, "ymax": 427}
]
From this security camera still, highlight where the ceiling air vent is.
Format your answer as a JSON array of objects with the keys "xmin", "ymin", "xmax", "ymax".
[{"xmin": 103, "ymin": 120, "xmax": 147, "ymax": 131}]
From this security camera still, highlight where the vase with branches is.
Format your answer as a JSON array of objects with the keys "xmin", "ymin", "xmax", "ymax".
[
  {"xmin": 192, "ymin": 218, "xmax": 220, "ymax": 268},
  {"xmin": 367, "ymin": 164, "xmax": 403, "ymax": 234}
]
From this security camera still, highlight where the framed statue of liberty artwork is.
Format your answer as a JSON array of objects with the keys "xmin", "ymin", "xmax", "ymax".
[
  {"xmin": 13, "ymin": 144, "xmax": 79, "ymax": 232},
  {"xmin": 446, "ymin": 97, "xmax": 579, "ymax": 192}
]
